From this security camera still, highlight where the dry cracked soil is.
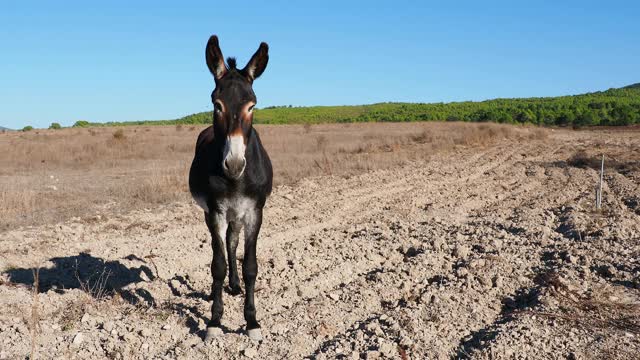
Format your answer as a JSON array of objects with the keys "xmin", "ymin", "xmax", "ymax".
[{"xmin": 1, "ymin": 129, "xmax": 639, "ymax": 359}]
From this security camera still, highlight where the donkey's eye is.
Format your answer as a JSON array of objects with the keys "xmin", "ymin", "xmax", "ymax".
[
  {"xmin": 248, "ymin": 105, "xmax": 255, "ymax": 113},
  {"xmin": 214, "ymin": 102, "xmax": 223, "ymax": 113}
]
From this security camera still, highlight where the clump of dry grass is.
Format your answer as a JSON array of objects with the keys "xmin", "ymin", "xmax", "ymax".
[
  {"xmin": 525, "ymin": 273, "xmax": 640, "ymax": 335},
  {"xmin": 112, "ymin": 128, "xmax": 126, "ymax": 140},
  {"xmin": 125, "ymin": 168, "xmax": 186, "ymax": 204},
  {"xmin": 0, "ymin": 188, "xmax": 37, "ymax": 222},
  {"xmin": 567, "ymin": 149, "xmax": 640, "ymax": 175},
  {"xmin": 567, "ymin": 150, "xmax": 601, "ymax": 169},
  {"xmin": 76, "ymin": 265, "xmax": 112, "ymax": 301}
]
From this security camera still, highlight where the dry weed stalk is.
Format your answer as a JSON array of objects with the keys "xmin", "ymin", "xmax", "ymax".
[
  {"xmin": 75, "ymin": 261, "xmax": 112, "ymax": 301},
  {"xmin": 522, "ymin": 273, "xmax": 640, "ymax": 335},
  {"xmin": 313, "ymin": 153, "xmax": 333, "ymax": 175}
]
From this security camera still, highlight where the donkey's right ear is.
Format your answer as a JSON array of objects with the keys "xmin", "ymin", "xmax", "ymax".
[{"xmin": 205, "ymin": 35, "xmax": 227, "ymax": 81}]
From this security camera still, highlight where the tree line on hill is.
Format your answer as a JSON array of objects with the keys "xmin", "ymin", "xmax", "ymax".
[
  {"xmin": 18, "ymin": 84, "xmax": 640, "ymax": 130},
  {"xmin": 175, "ymin": 84, "xmax": 640, "ymax": 127}
]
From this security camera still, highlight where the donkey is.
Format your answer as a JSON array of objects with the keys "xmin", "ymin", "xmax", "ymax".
[{"xmin": 189, "ymin": 35, "xmax": 272, "ymax": 342}]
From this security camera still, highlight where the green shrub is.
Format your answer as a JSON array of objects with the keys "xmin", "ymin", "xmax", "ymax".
[
  {"xmin": 73, "ymin": 120, "xmax": 90, "ymax": 128},
  {"xmin": 22, "ymin": 125, "xmax": 34, "ymax": 132},
  {"xmin": 49, "ymin": 122, "xmax": 62, "ymax": 129}
]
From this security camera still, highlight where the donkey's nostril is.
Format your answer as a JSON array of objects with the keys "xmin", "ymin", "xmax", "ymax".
[{"xmin": 223, "ymin": 157, "xmax": 246, "ymax": 178}]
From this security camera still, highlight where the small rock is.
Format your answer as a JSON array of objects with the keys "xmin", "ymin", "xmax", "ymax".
[
  {"xmin": 102, "ymin": 321, "xmax": 114, "ymax": 332},
  {"xmin": 139, "ymin": 328, "xmax": 152, "ymax": 337},
  {"xmin": 271, "ymin": 323, "xmax": 288, "ymax": 335},
  {"xmin": 478, "ymin": 275, "xmax": 492, "ymax": 287},
  {"xmin": 366, "ymin": 350, "xmax": 381, "ymax": 359},
  {"xmin": 493, "ymin": 275, "xmax": 503, "ymax": 288},
  {"xmin": 454, "ymin": 245, "xmax": 470, "ymax": 259},
  {"xmin": 205, "ymin": 327, "xmax": 224, "ymax": 341},
  {"xmin": 162, "ymin": 324, "xmax": 171, "ymax": 330},
  {"xmin": 81, "ymin": 313, "xmax": 91, "ymax": 323},
  {"xmin": 328, "ymin": 292, "xmax": 340, "ymax": 301},
  {"xmin": 243, "ymin": 348, "xmax": 258, "ymax": 358},
  {"xmin": 72, "ymin": 333, "xmax": 84, "ymax": 345},
  {"xmin": 170, "ymin": 279, "xmax": 181, "ymax": 289},
  {"xmin": 379, "ymin": 341, "xmax": 396, "ymax": 357},
  {"xmin": 400, "ymin": 336, "xmax": 413, "ymax": 347}
]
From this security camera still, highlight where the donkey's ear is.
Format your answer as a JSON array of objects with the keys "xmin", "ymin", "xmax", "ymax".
[
  {"xmin": 242, "ymin": 42, "xmax": 269, "ymax": 82},
  {"xmin": 206, "ymin": 35, "xmax": 227, "ymax": 81}
]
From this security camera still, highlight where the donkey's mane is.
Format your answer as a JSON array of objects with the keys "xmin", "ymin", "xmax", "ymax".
[{"xmin": 226, "ymin": 57, "xmax": 237, "ymax": 70}]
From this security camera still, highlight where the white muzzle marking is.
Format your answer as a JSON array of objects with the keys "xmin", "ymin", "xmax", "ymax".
[{"xmin": 223, "ymin": 135, "xmax": 246, "ymax": 178}]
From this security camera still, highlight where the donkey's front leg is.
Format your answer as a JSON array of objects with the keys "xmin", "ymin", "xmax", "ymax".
[
  {"xmin": 243, "ymin": 207, "xmax": 263, "ymax": 341},
  {"xmin": 205, "ymin": 212, "xmax": 227, "ymax": 339}
]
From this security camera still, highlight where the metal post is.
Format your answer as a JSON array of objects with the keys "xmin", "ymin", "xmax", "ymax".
[{"xmin": 596, "ymin": 154, "xmax": 604, "ymax": 210}]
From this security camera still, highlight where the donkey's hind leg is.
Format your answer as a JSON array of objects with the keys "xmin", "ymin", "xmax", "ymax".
[
  {"xmin": 225, "ymin": 221, "xmax": 242, "ymax": 295},
  {"xmin": 242, "ymin": 208, "xmax": 263, "ymax": 341},
  {"xmin": 204, "ymin": 211, "xmax": 227, "ymax": 335}
]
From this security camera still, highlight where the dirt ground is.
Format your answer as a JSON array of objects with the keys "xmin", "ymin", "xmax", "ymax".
[{"xmin": 1, "ymin": 126, "xmax": 639, "ymax": 359}]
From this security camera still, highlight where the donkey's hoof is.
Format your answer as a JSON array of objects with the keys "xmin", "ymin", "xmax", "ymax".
[
  {"xmin": 205, "ymin": 327, "xmax": 224, "ymax": 342},
  {"xmin": 247, "ymin": 328, "xmax": 262, "ymax": 342},
  {"xmin": 225, "ymin": 284, "xmax": 242, "ymax": 296}
]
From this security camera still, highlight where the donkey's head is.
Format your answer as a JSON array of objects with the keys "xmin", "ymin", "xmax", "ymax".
[{"xmin": 205, "ymin": 35, "xmax": 269, "ymax": 179}]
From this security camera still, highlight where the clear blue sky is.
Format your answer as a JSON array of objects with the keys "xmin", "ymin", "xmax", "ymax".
[{"xmin": 1, "ymin": 0, "xmax": 639, "ymax": 129}]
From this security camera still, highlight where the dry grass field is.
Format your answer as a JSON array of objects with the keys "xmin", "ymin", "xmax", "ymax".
[
  {"xmin": 0, "ymin": 122, "xmax": 545, "ymax": 230},
  {"xmin": 1, "ymin": 122, "xmax": 639, "ymax": 359}
]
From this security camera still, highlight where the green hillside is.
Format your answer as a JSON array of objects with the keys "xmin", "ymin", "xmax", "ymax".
[{"xmin": 74, "ymin": 84, "xmax": 640, "ymax": 128}]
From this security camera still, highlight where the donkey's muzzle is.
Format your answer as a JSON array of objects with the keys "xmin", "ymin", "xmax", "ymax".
[{"xmin": 223, "ymin": 157, "xmax": 246, "ymax": 179}]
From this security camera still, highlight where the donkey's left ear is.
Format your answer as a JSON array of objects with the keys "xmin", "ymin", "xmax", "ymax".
[{"xmin": 242, "ymin": 42, "xmax": 269, "ymax": 82}]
